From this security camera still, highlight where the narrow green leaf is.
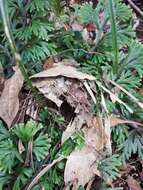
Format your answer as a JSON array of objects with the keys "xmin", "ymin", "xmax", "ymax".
[{"xmin": 108, "ymin": 0, "xmax": 118, "ymax": 74}]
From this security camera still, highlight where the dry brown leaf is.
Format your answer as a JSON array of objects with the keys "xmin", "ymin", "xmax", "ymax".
[
  {"xmin": 18, "ymin": 139, "xmax": 25, "ymax": 154},
  {"xmin": 64, "ymin": 146, "xmax": 101, "ymax": 190},
  {"xmin": 33, "ymin": 77, "xmax": 69, "ymax": 107},
  {"xmin": 31, "ymin": 63, "xmax": 96, "ymax": 80},
  {"xmin": 64, "ymin": 116, "xmax": 107, "ymax": 189},
  {"xmin": 139, "ymin": 88, "xmax": 143, "ymax": 96},
  {"xmin": 104, "ymin": 116, "xmax": 112, "ymax": 154},
  {"xmin": 0, "ymin": 66, "xmax": 24, "ymax": 128},
  {"xmin": 43, "ymin": 57, "xmax": 54, "ymax": 70},
  {"xmin": 127, "ymin": 176, "xmax": 142, "ymax": 190},
  {"xmin": 85, "ymin": 117, "xmax": 106, "ymax": 150}
]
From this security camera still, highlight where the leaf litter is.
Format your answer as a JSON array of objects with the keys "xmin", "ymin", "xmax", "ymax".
[
  {"xmin": 30, "ymin": 59, "xmax": 143, "ymax": 189},
  {"xmin": 0, "ymin": 58, "xmax": 142, "ymax": 189}
]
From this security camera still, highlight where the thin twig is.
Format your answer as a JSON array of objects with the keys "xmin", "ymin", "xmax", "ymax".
[
  {"xmin": 96, "ymin": 81, "xmax": 133, "ymax": 113},
  {"xmin": 52, "ymin": 48, "xmax": 103, "ymax": 57},
  {"xmin": 83, "ymin": 81, "xmax": 97, "ymax": 105},
  {"xmin": 109, "ymin": 80, "xmax": 143, "ymax": 109},
  {"xmin": 25, "ymin": 156, "xmax": 65, "ymax": 190},
  {"xmin": 127, "ymin": 0, "xmax": 143, "ymax": 17}
]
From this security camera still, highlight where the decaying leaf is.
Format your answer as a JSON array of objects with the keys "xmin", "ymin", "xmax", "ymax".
[
  {"xmin": 18, "ymin": 139, "xmax": 25, "ymax": 154},
  {"xmin": 64, "ymin": 146, "xmax": 101, "ymax": 190},
  {"xmin": 64, "ymin": 117, "xmax": 107, "ymax": 189},
  {"xmin": 127, "ymin": 176, "xmax": 142, "ymax": 190},
  {"xmin": 0, "ymin": 66, "xmax": 24, "ymax": 128},
  {"xmin": 32, "ymin": 61, "xmax": 94, "ymax": 108}
]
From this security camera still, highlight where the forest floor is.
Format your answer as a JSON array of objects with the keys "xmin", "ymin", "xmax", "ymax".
[{"xmin": 0, "ymin": 0, "xmax": 143, "ymax": 190}]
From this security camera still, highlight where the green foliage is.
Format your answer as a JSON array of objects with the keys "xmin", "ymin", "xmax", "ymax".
[
  {"xmin": 0, "ymin": 0, "xmax": 58, "ymax": 74},
  {"xmin": 112, "ymin": 125, "xmax": 128, "ymax": 146},
  {"xmin": 61, "ymin": 131, "xmax": 85, "ymax": 157},
  {"xmin": 98, "ymin": 155, "xmax": 122, "ymax": 182},
  {"xmin": 0, "ymin": 173, "xmax": 11, "ymax": 190},
  {"xmin": 14, "ymin": 120, "xmax": 43, "ymax": 142},
  {"xmin": 0, "ymin": 0, "xmax": 143, "ymax": 189},
  {"xmin": 115, "ymin": 0, "xmax": 132, "ymax": 22},
  {"xmin": 33, "ymin": 133, "xmax": 51, "ymax": 161},
  {"xmin": 12, "ymin": 168, "xmax": 32, "ymax": 190},
  {"xmin": 0, "ymin": 121, "xmax": 22, "ymax": 173},
  {"xmin": 0, "ymin": 139, "xmax": 22, "ymax": 173},
  {"xmin": 121, "ymin": 130, "xmax": 143, "ymax": 161},
  {"xmin": 0, "ymin": 119, "xmax": 53, "ymax": 188},
  {"xmin": 74, "ymin": 3, "xmax": 99, "ymax": 27}
]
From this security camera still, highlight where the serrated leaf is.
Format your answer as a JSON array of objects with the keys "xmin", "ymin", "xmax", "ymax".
[
  {"xmin": 33, "ymin": 133, "xmax": 51, "ymax": 161},
  {"xmin": 14, "ymin": 120, "xmax": 43, "ymax": 142}
]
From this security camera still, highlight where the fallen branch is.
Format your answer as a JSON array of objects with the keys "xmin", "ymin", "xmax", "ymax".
[
  {"xmin": 25, "ymin": 156, "xmax": 65, "ymax": 190},
  {"xmin": 127, "ymin": 0, "xmax": 143, "ymax": 17}
]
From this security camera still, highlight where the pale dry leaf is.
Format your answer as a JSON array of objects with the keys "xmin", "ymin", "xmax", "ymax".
[
  {"xmin": 31, "ymin": 63, "xmax": 96, "ymax": 80},
  {"xmin": 26, "ymin": 99, "xmax": 38, "ymax": 120},
  {"xmin": 64, "ymin": 146, "xmax": 101, "ymax": 190},
  {"xmin": 85, "ymin": 117, "xmax": 106, "ymax": 151},
  {"xmin": 33, "ymin": 77, "xmax": 69, "ymax": 107},
  {"xmin": 0, "ymin": 66, "xmax": 24, "ymax": 128},
  {"xmin": 64, "ymin": 116, "xmax": 108, "ymax": 189},
  {"xmin": 127, "ymin": 176, "xmax": 142, "ymax": 190}
]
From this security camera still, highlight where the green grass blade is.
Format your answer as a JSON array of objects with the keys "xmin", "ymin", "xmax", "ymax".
[{"xmin": 108, "ymin": 0, "xmax": 118, "ymax": 74}]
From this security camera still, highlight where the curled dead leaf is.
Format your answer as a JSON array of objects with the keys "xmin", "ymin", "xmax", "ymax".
[
  {"xmin": 0, "ymin": 66, "xmax": 24, "ymax": 128},
  {"xmin": 31, "ymin": 62, "xmax": 96, "ymax": 80}
]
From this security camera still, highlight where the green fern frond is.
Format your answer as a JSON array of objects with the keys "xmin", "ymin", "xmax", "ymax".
[
  {"xmin": 121, "ymin": 42, "xmax": 143, "ymax": 77},
  {"xmin": 115, "ymin": 0, "xmax": 132, "ymax": 22},
  {"xmin": 74, "ymin": 3, "xmax": 99, "ymax": 27},
  {"xmin": 12, "ymin": 168, "xmax": 33, "ymax": 190},
  {"xmin": 0, "ymin": 139, "xmax": 22, "ymax": 173},
  {"xmin": 98, "ymin": 155, "xmax": 122, "ymax": 182},
  {"xmin": 14, "ymin": 120, "xmax": 43, "ymax": 142},
  {"xmin": 0, "ymin": 173, "xmax": 11, "ymax": 190},
  {"xmin": 29, "ymin": 0, "xmax": 49, "ymax": 12},
  {"xmin": 33, "ymin": 133, "xmax": 51, "ymax": 161},
  {"xmin": 112, "ymin": 125, "xmax": 128, "ymax": 146},
  {"xmin": 22, "ymin": 41, "xmax": 56, "ymax": 62},
  {"xmin": 0, "ymin": 121, "xmax": 10, "ymax": 141},
  {"xmin": 121, "ymin": 130, "xmax": 143, "ymax": 161}
]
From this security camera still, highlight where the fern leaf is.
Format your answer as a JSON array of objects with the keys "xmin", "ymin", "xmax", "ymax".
[
  {"xmin": 33, "ymin": 133, "xmax": 51, "ymax": 161},
  {"xmin": 14, "ymin": 120, "xmax": 43, "ymax": 142}
]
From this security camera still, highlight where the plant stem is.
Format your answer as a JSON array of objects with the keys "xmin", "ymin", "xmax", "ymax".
[
  {"xmin": 108, "ymin": 0, "xmax": 118, "ymax": 74},
  {"xmin": 0, "ymin": 0, "xmax": 37, "ymax": 95}
]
